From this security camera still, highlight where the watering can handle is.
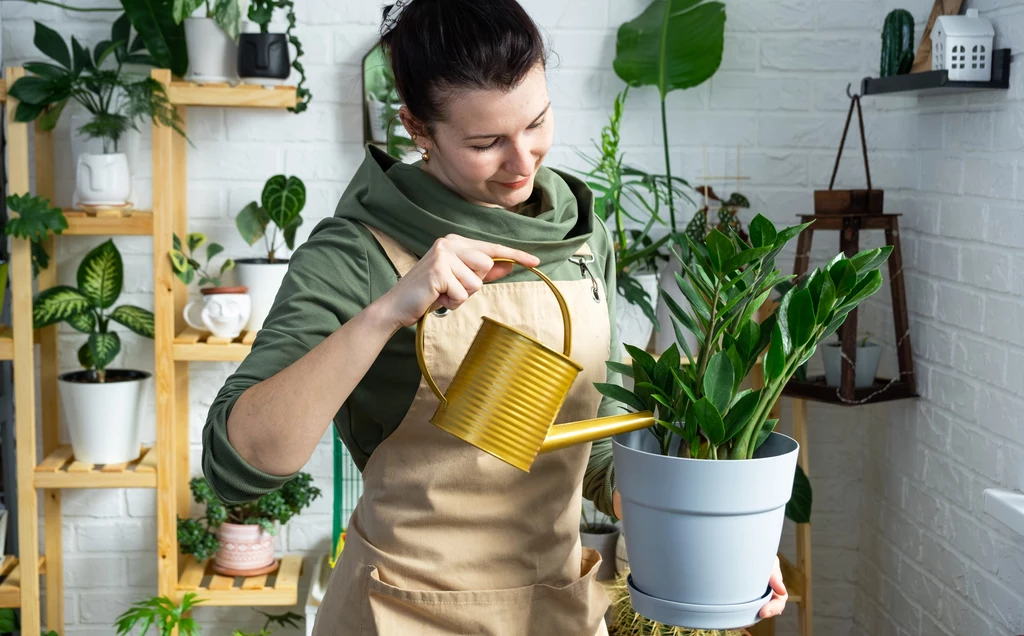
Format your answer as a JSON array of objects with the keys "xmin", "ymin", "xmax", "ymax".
[{"xmin": 415, "ymin": 258, "xmax": 573, "ymax": 407}]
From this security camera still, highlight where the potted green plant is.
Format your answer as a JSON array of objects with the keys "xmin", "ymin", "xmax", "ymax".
[
  {"xmin": 170, "ymin": 232, "xmax": 250, "ymax": 339},
  {"xmin": 32, "ymin": 239, "xmax": 155, "ymax": 465},
  {"xmin": 581, "ymin": 503, "xmax": 619, "ymax": 581},
  {"xmin": 234, "ymin": 174, "xmax": 306, "ymax": 331},
  {"xmin": 232, "ymin": 610, "xmax": 303, "ymax": 636},
  {"xmin": 237, "ymin": 0, "xmax": 311, "ymax": 112},
  {"xmin": 173, "ymin": 0, "xmax": 243, "ymax": 84},
  {"xmin": 115, "ymin": 593, "xmax": 202, "ymax": 636},
  {"xmin": 8, "ymin": 18, "xmax": 184, "ymax": 208},
  {"xmin": 821, "ymin": 332, "xmax": 882, "ymax": 389},
  {"xmin": 3, "ymin": 193, "xmax": 68, "ymax": 277},
  {"xmin": 601, "ymin": 215, "xmax": 892, "ymax": 628},
  {"xmin": 177, "ymin": 474, "xmax": 320, "ymax": 576}
]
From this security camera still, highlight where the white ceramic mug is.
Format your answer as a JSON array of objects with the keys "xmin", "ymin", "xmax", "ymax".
[
  {"xmin": 184, "ymin": 289, "xmax": 251, "ymax": 339},
  {"xmin": 75, "ymin": 152, "xmax": 131, "ymax": 206}
]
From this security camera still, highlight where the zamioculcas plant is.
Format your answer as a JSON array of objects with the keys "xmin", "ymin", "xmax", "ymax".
[
  {"xmin": 598, "ymin": 214, "xmax": 892, "ymax": 460},
  {"xmin": 4, "ymin": 193, "xmax": 68, "ymax": 276},
  {"xmin": 32, "ymin": 239, "xmax": 155, "ymax": 382},
  {"xmin": 236, "ymin": 174, "xmax": 306, "ymax": 264}
]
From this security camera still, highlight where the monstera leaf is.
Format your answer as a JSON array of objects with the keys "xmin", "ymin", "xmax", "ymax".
[
  {"xmin": 262, "ymin": 175, "xmax": 306, "ymax": 231},
  {"xmin": 613, "ymin": 0, "xmax": 726, "ymax": 98}
]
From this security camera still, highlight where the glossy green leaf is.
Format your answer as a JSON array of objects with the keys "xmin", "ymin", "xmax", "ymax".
[
  {"xmin": 71, "ymin": 36, "xmax": 93, "ymax": 74},
  {"xmin": 828, "ymin": 259, "xmax": 857, "ymax": 297},
  {"xmin": 33, "ymin": 21, "xmax": 71, "ymax": 69},
  {"xmin": 725, "ymin": 345, "xmax": 745, "ymax": 394},
  {"xmin": 705, "ymin": 229, "xmax": 735, "ymax": 274},
  {"xmin": 595, "ymin": 382, "xmax": 648, "ymax": 413},
  {"xmin": 775, "ymin": 286, "xmax": 794, "ymax": 355},
  {"xmin": 674, "ymin": 273, "xmax": 710, "ymax": 324},
  {"xmin": 787, "ymin": 288, "xmax": 815, "ymax": 348},
  {"xmin": 736, "ymin": 318, "xmax": 760, "ymax": 360},
  {"xmin": 773, "ymin": 221, "xmax": 812, "ymax": 249},
  {"xmin": 721, "ymin": 246, "xmax": 771, "ymax": 274},
  {"xmin": 850, "ymin": 245, "xmax": 893, "ymax": 275},
  {"xmin": 5, "ymin": 193, "xmax": 68, "ymax": 242},
  {"xmin": 110, "ymin": 305, "xmax": 155, "ymax": 338},
  {"xmin": 121, "ymin": 0, "xmax": 189, "ymax": 77},
  {"xmin": 671, "ymin": 317, "xmax": 698, "ymax": 365},
  {"xmin": 205, "ymin": 242, "xmax": 224, "ymax": 262},
  {"xmin": 33, "ymin": 286, "xmax": 90, "ymax": 328},
  {"xmin": 88, "ymin": 331, "xmax": 120, "ymax": 371},
  {"xmin": 841, "ymin": 269, "xmax": 883, "ymax": 310},
  {"xmin": 702, "ymin": 351, "xmax": 734, "ymax": 414},
  {"xmin": 654, "ymin": 343, "xmax": 681, "ymax": 393},
  {"xmin": 78, "ymin": 240, "xmax": 123, "ymax": 309},
  {"xmin": 693, "ymin": 397, "xmax": 725, "ymax": 446},
  {"xmin": 283, "ymin": 215, "xmax": 303, "ymax": 251},
  {"xmin": 763, "ymin": 322, "xmax": 786, "ymax": 382},
  {"xmin": 624, "ymin": 344, "xmax": 658, "ymax": 377},
  {"xmin": 754, "ymin": 418, "xmax": 778, "ymax": 454},
  {"xmin": 606, "ymin": 361, "xmax": 634, "ymax": 378},
  {"xmin": 749, "ymin": 214, "xmax": 777, "ymax": 249},
  {"xmin": 612, "ymin": 0, "xmax": 725, "ymax": 99},
  {"xmin": 786, "ymin": 464, "xmax": 813, "ymax": 524},
  {"xmin": 235, "ymin": 202, "xmax": 269, "ymax": 246},
  {"xmin": 78, "ymin": 343, "xmax": 95, "ymax": 370},
  {"xmin": 66, "ymin": 310, "xmax": 96, "ymax": 334},
  {"xmin": 813, "ymin": 269, "xmax": 836, "ymax": 324},
  {"xmin": 723, "ymin": 389, "xmax": 759, "ymax": 444},
  {"xmin": 262, "ymin": 175, "xmax": 306, "ymax": 231},
  {"xmin": 7, "ymin": 76, "xmax": 54, "ymax": 106},
  {"xmin": 670, "ymin": 366, "xmax": 699, "ymax": 404}
]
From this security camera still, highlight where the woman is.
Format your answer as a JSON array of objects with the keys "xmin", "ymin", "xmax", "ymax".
[{"xmin": 202, "ymin": 1, "xmax": 787, "ymax": 633}]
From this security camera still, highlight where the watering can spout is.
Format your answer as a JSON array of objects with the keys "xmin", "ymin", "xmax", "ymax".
[{"xmin": 539, "ymin": 412, "xmax": 656, "ymax": 455}]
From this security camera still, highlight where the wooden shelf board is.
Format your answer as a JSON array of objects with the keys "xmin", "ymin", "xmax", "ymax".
[
  {"xmin": 173, "ymin": 327, "xmax": 256, "ymax": 361},
  {"xmin": 34, "ymin": 445, "xmax": 157, "ymax": 489},
  {"xmin": 778, "ymin": 555, "xmax": 805, "ymax": 605},
  {"xmin": 0, "ymin": 556, "xmax": 47, "ymax": 609},
  {"xmin": 176, "ymin": 554, "xmax": 302, "ymax": 606},
  {"xmin": 0, "ymin": 326, "xmax": 11, "ymax": 361},
  {"xmin": 861, "ymin": 49, "xmax": 1011, "ymax": 97},
  {"xmin": 63, "ymin": 209, "xmax": 154, "ymax": 236},
  {"xmin": 167, "ymin": 81, "xmax": 298, "ymax": 109},
  {"xmin": 782, "ymin": 376, "xmax": 917, "ymax": 406}
]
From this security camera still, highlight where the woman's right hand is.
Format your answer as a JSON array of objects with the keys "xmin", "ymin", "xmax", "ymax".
[{"xmin": 373, "ymin": 234, "xmax": 540, "ymax": 330}]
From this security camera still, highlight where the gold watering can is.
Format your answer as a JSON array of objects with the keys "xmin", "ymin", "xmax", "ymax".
[{"xmin": 416, "ymin": 258, "xmax": 656, "ymax": 472}]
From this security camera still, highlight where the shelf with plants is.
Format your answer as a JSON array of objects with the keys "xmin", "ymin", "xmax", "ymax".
[
  {"xmin": 62, "ymin": 209, "xmax": 154, "ymax": 236},
  {"xmin": 0, "ymin": 556, "xmax": 47, "ymax": 609},
  {"xmin": 166, "ymin": 81, "xmax": 299, "ymax": 109}
]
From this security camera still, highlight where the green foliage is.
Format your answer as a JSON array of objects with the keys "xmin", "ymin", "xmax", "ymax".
[
  {"xmin": 170, "ymin": 232, "xmax": 234, "ymax": 288},
  {"xmin": 596, "ymin": 214, "xmax": 892, "ymax": 462},
  {"xmin": 0, "ymin": 607, "xmax": 59, "ymax": 635},
  {"xmin": 233, "ymin": 611, "xmax": 303, "ymax": 636},
  {"xmin": 32, "ymin": 240, "xmax": 154, "ymax": 380},
  {"xmin": 114, "ymin": 592, "xmax": 202, "ymax": 636},
  {"xmin": 172, "ymin": 0, "xmax": 242, "ymax": 39},
  {"xmin": 121, "ymin": 0, "xmax": 189, "ymax": 76},
  {"xmin": 243, "ymin": 0, "xmax": 311, "ymax": 112},
  {"xmin": 177, "ymin": 474, "xmax": 321, "ymax": 562},
  {"xmin": 236, "ymin": 174, "xmax": 306, "ymax": 263},
  {"xmin": 3, "ymin": 193, "xmax": 68, "ymax": 276},
  {"xmin": 9, "ymin": 19, "xmax": 185, "ymax": 153}
]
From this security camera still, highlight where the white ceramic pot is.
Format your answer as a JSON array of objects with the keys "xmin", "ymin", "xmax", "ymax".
[
  {"xmin": 822, "ymin": 342, "xmax": 883, "ymax": 388},
  {"xmin": 654, "ymin": 258, "xmax": 701, "ymax": 356},
  {"xmin": 615, "ymin": 273, "xmax": 659, "ymax": 356},
  {"xmin": 75, "ymin": 153, "xmax": 131, "ymax": 206},
  {"xmin": 234, "ymin": 260, "xmax": 289, "ymax": 332},
  {"xmin": 58, "ymin": 369, "xmax": 149, "ymax": 464},
  {"xmin": 184, "ymin": 287, "xmax": 251, "ymax": 339},
  {"xmin": 215, "ymin": 522, "xmax": 276, "ymax": 573},
  {"xmin": 185, "ymin": 17, "xmax": 239, "ymax": 84}
]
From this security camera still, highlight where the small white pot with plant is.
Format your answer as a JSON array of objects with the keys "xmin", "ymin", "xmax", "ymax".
[
  {"xmin": 599, "ymin": 214, "xmax": 892, "ymax": 628},
  {"xmin": 170, "ymin": 232, "xmax": 251, "ymax": 339},
  {"xmin": 174, "ymin": 0, "xmax": 243, "ymax": 84},
  {"xmin": 8, "ymin": 20, "xmax": 185, "ymax": 208},
  {"xmin": 32, "ymin": 240, "xmax": 155, "ymax": 465},
  {"xmin": 821, "ymin": 333, "xmax": 882, "ymax": 389},
  {"xmin": 234, "ymin": 174, "xmax": 307, "ymax": 332}
]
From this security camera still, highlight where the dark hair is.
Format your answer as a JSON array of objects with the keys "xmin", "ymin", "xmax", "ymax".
[{"xmin": 380, "ymin": 0, "xmax": 547, "ymax": 132}]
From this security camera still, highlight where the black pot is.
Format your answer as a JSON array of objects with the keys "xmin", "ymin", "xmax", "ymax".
[
  {"xmin": 237, "ymin": 33, "xmax": 290, "ymax": 80},
  {"xmin": 59, "ymin": 369, "xmax": 152, "ymax": 384}
]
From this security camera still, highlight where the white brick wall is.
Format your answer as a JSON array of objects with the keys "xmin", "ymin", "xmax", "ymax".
[{"xmin": 5, "ymin": 0, "xmax": 1022, "ymax": 634}]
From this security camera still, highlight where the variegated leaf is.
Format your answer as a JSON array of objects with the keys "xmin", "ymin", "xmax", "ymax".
[
  {"xmin": 66, "ymin": 310, "xmax": 96, "ymax": 334},
  {"xmin": 169, "ymin": 248, "xmax": 189, "ymax": 273},
  {"xmin": 262, "ymin": 175, "xmax": 306, "ymax": 231},
  {"xmin": 32, "ymin": 286, "xmax": 90, "ymax": 329},
  {"xmin": 187, "ymin": 232, "xmax": 207, "ymax": 253},
  {"xmin": 110, "ymin": 305, "xmax": 155, "ymax": 338},
  {"xmin": 78, "ymin": 239, "xmax": 123, "ymax": 309},
  {"xmin": 88, "ymin": 331, "xmax": 120, "ymax": 370}
]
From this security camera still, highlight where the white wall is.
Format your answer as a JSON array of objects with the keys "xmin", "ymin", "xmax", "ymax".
[{"xmin": 4, "ymin": 0, "xmax": 1022, "ymax": 634}]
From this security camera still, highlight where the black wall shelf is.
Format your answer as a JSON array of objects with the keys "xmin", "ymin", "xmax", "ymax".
[{"xmin": 861, "ymin": 48, "xmax": 1011, "ymax": 97}]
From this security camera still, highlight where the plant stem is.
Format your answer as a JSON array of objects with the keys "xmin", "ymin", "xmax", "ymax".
[
  {"xmin": 732, "ymin": 355, "xmax": 800, "ymax": 459},
  {"xmin": 660, "ymin": 97, "xmax": 676, "ymax": 234},
  {"xmin": 695, "ymin": 278, "xmax": 722, "ymax": 381},
  {"xmin": 21, "ymin": 0, "xmax": 119, "ymax": 11}
]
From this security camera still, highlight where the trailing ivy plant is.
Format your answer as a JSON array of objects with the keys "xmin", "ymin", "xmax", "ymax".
[
  {"xmin": 245, "ymin": 0, "xmax": 311, "ymax": 113},
  {"xmin": 172, "ymin": 0, "xmax": 242, "ymax": 39},
  {"xmin": 114, "ymin": 592, "xmax": 202, "ymax": 636},
  {"xmin": 236, "ymin": 174, "xmax": 306, "ymax": 263},
  {"xmin": 596, "ymin": 214, "xmax": 892, "ymax": 461},
  {"xmin": 177, "ymin": 474, "xmax": 321, "ymax": 562},
  {"xmin": 4, "ymin": 193, "xmax": 69, "ymax": 276},
  {"xmin": 8, "ymin": 18, "xmax": 185, "ymax": 154},
  {"xmin": 169, "ymin": 232, "xmax": 234, "ymax": 288},
  {"xmin": 32, "ymin": 239, "xmax": 155, "ymax": 382}
]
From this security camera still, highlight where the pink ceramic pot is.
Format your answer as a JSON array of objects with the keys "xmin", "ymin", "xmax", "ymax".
[{"xmin": 215, "ymin": 523, "xmax": 275, "ymax": 572}]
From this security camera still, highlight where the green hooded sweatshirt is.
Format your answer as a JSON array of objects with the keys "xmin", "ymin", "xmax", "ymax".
[{"xmin": 202, "ymin": 146, "xmax": 623, "ymax": 516}]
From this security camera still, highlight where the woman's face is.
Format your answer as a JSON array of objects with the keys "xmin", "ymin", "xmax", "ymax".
[{"xmin": 406, "ymin": 63, "xmax": 554, "ymax": 210}]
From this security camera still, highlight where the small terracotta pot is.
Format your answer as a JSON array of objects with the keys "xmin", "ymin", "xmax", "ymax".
[{"xmin": 214, "ymin": 523, "xmax": 275, "ymax": 573}]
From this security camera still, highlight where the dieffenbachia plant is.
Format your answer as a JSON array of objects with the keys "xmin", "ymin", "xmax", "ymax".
[
  {"xmin": 32, "ymin": 239, "xmax": 155, "ymax": 382},
  {"xmin": 597, "ymin": 214, "xmax": 892, "ymax": 461}
]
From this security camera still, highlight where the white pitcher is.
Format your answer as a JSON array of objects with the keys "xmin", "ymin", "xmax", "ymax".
[
  {"xmin": 75, "ymin": 153, "xmax": 132, "ymax": 206},
  {"xmin": 184, "ymin": 288, "xmax": 251, "ymax": 339}
]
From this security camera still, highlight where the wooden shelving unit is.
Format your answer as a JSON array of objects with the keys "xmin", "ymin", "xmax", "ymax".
[{"xmin": 4, "ymin": 67, "xmax": 302, "ymax": 634}]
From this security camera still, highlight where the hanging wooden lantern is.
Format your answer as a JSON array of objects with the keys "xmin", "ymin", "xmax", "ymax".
[{"xmin": 814, "ymin": 92, "xmax": 885, "ymax": 215}]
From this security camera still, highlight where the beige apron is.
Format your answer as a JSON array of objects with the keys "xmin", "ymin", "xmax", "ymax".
[{"xmin": 312, "ymin": 224, "xmax": 612, "ymax": 636}]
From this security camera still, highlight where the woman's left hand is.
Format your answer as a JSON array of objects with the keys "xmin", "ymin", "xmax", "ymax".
[
  {"xmin": 759, "ymin": 557, "xmax": 788, "ymax": 618},
  {"xmin": 611, "ymin": 490, "xmax": 788, "ymax": 619}
]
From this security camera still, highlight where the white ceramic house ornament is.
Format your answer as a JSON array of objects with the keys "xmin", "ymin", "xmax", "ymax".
[{"xmin": 932, "ymin": 8, "xmax": 995, "ymax": 81}]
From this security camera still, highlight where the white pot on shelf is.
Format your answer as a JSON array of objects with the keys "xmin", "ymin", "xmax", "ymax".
[
  {"xmin": 184, "ymin": 17, "xmax": 240, "ymax": 85},
  {"xmin": 234, "ymin": 260, "xmax": 289, "ymax": 332},
  {"xmin": 58, "ymin": 369, "xmax": 149, "ymax": 464},
  {"xmin": 75, "ymin": 153, "xmax": 132, "ymax": 207},
  {"xmin": 615, "ymin": 273, "xmax": 659, "ymax": 356},
  {"xmin": 821, "ymin": 342, "xmax": 883, "ymax": 388}
]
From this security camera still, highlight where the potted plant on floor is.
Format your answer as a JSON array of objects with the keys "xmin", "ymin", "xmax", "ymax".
[
  {"xmin": 8, "ymin": 18, "xmax": 185, "ymax": 209},
  {"xmin": 178, "ymin": 473, "xmax": 320, "ymax": 576},
  {"xmin": 173, "ymin": 0, "xmax": 243, "ymax": 84},
  {"xmin": 170, "ymin": 232, "xmax": 251, "ymax": 339},
  {"xmin": 821, "ymin": 332, "xmax": 883, "ymax": 389},
  {"xmin": 581, "ymin": 503, "xmax": 619, "ymax": 581},
  {"xmin": 238, "ymin": 0, "xmax": 311, "ymax": 113},
  {"xmin": 599, "ymin": 215, "xmax": 892, "ymax": 628},
  {"xmin": 32, "ymin": 239, "xmax": 155, "ymax": 465},
  {"xmin": 234, "ymin": 173, "xmax": 306, "ymax": 332}
]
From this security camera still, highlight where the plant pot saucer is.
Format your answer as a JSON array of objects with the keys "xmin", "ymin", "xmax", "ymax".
[
  {"xmin": 212, "ymin": 558, "xmax": 279, "ymax": 577},
  {"xmin": 626, "ymin": 575, "xmax": 771, "ymax": 630}
]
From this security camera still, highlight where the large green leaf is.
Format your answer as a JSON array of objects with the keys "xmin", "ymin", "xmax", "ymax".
[
  {"xmin": 5, "ymin": 194, "xmax": 68, "ymax": 242},
  {"xmin": 702, "ymin": 351, "xmax": 734, "ymax": 414},
  {"xmin": 66, "ymin": 310, "xmax": 96, "ymax": 334},
  {"xmin": 78, "ymin": 343, "xmax": 95, "ymax": 370},
  {"xmin": 212, "ymin": 0, "xmax": 242, "ymax": 39},
  {"xmin": 749, "ymin": 214, "xmax": 777, "ymax": 249},
  {"xmin": 810, "ymin": 269, "xmax": 836, "ymax": 324},
  {"xmin": 723, "ymin": 388, "xmax": 759, "ymax": 444},
  {"xmin": 595, "ymin": 382, "xmax": 648, "ymax": 413},
  {"xmin": 606, "ymin": 361, "xmax": 635, "ymax": 379},
  {"xmin": 33, "ymin": 286, "xmax": 90, "ymax": 328},
  {"xmin": 78, "ymin": 240, "xmax": 123, "ymax": 309},
  {"xmin": 773, "ymin": 222, "xmax": 813, "ymax": 250},
  {"xmin": 736, "ymin": 318, "xmax": 760, "ymax": 360},
  {"xmin": 693, "ymin": 397, "xmax": 725, "ymax": 446},
  {"xmin": 7, "ymin": 76, "xmax": 55, "ymax": 106},
  {"xmin": 786, "ymin": 288, "xmax": 816, "ymax": 348},
  {"xmin": 613, "ymin": 0, "xmax": 726, "ymax": 99},
  {"xmin": 110, "ymin": 305, "xmax": 155, "ymax": 338},
  {"xmin": 89, "ymin": 331, "xmax": 121, "ymax": 371},
  {"xmin": 850, "ymin": 245, "xmax": 893, "ymax": 275},
  {"xmin": 33, "ymin": 21, "xmax": 71, "ymax": 69},
  {"xmin": 786, "ymin": 464, "xmax": 813, "ymax": 524},
  {"xmin": 705, "ymin": 229, "xmax": 735, "ymax": 274},
  {"xmin": 235, "ymin": 201, "xmax": 269, "ymax": 246},
  {"xmin": 262, "ymin": 175, "xmax": 306, "ymax": 231},
  {"xmin": 763, "ymin": 322, "xmax": 786, "ymax": 382},
  {"xmin": 120, "ymin": 0, "xmax": 189, "ymax": 77},
  {"xmin": 840, "ymin": 269, "xmax": 884, "ymax": 310},
  {"xmin": 828, "ymin": 259, "xmax": 857, "ymax": 297}
]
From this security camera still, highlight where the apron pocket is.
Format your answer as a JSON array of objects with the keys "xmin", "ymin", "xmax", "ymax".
[{"xmin": 362, "ymin": 549, "xmax": 609, "ymax": 636}]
